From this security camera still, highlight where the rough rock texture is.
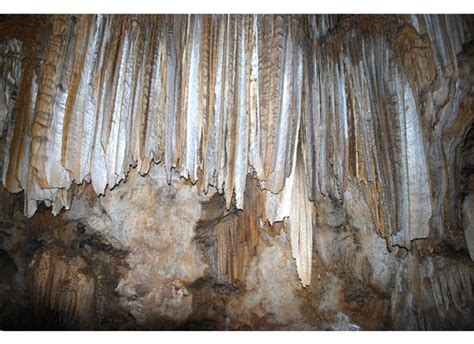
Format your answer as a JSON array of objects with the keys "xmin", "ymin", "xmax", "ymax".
[
  {"xmin": 0, "ymin": 185, "xmax": 133, "ymax": 329},
  {"xmin": 0, "ymin": 14, "xmax": 473, "ymax": 330}
]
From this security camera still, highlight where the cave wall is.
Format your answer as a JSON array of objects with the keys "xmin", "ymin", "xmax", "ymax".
[{"xmin": 0, "ymin": 14, "xmax": 473, "ymax": 330}]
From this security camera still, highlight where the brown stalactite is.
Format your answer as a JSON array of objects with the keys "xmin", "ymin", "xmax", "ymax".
[{"xmin": 0, "ymin": 14, "xmax": 473, "ymax": 292}]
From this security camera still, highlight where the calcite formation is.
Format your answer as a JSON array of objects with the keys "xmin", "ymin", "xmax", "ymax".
[{"xmin": 0, "ymin": 14, "xmax": 473, "ymax": 330}]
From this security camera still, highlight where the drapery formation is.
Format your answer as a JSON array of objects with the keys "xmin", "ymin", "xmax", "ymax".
[{"xmin": 0, "ymin": 14, "xmax": 472, "ymax": 286}]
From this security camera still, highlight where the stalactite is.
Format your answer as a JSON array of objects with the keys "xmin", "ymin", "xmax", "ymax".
[
  {"xmin": 0, "ymin": 14, "xmax": 472, "ymax": 286},
  {"xmin": 29, "ymin": 247, "xmax": 96, "ymax": 328},
  {"xmin": 392, "ymin": 254, "xmax": 474, "ymax": 330},
  {"xmin": 214, "ymin": 175, "xmax": 263, "ymax": 284}
]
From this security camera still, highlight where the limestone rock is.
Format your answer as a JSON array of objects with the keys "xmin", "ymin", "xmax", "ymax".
[{"xmin": 0, "ymin": 14, "xmax": 473, "ymax": 330}]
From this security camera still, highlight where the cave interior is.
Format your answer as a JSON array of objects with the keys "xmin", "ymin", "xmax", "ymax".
[{"xmin": 0, "ymin": 14, "xmax": 473, "ymax": 330}]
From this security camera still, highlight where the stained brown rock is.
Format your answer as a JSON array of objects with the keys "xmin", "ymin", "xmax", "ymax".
[{"xmin": 0, "ymin": 14, "xmax": 473, "ymax": 330}]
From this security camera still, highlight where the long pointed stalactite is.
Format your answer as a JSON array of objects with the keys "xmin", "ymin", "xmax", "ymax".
[{"xmin": 0, "ymin": 14, "xmax": 473, "ymax": 287}]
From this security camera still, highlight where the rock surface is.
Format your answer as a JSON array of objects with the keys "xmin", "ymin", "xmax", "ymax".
[{"xmin": 0, "ymin": 14, "xmax": 473, "ymax": 330}]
